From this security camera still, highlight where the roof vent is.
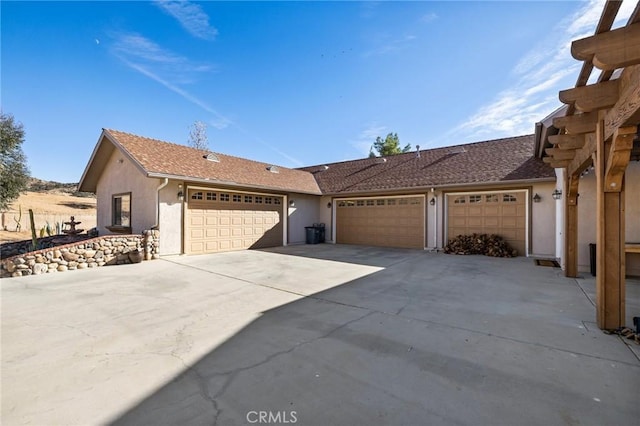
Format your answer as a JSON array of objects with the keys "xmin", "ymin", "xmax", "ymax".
[
  {"xmin": 376, "ymin": 157, "xmax": 387, "ymax": 164},
  {"xmin": 416, "ymin": 145, "xmax": 421, "ymax": 158},
  {"xmin": 204, "ymin": 153, "xmax": 220, "ymax": 162},
  {"xmin": 447, "ymin": 146, "xmax": 467, "ymax": 154},
  {"xmin": 267, "ymin": 165, "xmax": 279, "ymax": 173},
  {"xmin": 323, "ymin": 165, "xmax": 329, "ymax": 170}
]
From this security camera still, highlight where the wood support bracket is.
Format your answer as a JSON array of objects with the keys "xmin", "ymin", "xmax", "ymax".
[{"xmin": 604, "ymin": 126, "xmax": 636, "ymax": 192}]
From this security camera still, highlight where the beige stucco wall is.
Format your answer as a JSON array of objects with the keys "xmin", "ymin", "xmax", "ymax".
[
  {"xmin": 530, "ymin": 181, "xmax": 556, "ymax": 258},
  {"xmin": 319, "ymin": 196, "xmax": 334, "ymax": 243},
  {"xmin": 96, "ymin": 151, "xmax": 158, "ymax": 235},
  {"xmin": 287, "ymin": 194, "xmax": 321, "ymax": 244},
  {"xmin": 576, "ymin": 161, "xmax": 640, "ymax": 276},
  {"xmin": 158, "ymin": 181, "xmax": 184, "ymax": 255}
]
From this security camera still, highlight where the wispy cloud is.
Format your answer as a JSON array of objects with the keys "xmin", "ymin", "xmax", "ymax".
[
  {"xmin": 111, "ymin": 32, "xmax": 214, "ymax": 84},
  {"xmin": 154, "ymin": 0, "xmax": 218, "ymax": 40},
  {"xmin": 350, "ymin": 124, "xmax": 388, "ymax": 155},
  {"xmin": 447, "ymin": 0, "xmax": 634, "ymax": 143},
  {"xmin": 420, "ymin": 12, "xmax": 438, "ymax": 24},
  {"xmin": 363, "ymin": 33, "xmax": 418, "ymax": 57},
  {"xmin": 110, "ymin": 32, "xmax": 306, "ymax": 165}
]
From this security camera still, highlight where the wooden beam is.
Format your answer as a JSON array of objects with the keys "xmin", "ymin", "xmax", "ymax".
[
  {"xmin": 595, "ymin": 118, "xmax": 626, "ymax": 330},
  {"xmin": 553, "ymin": 112, "xmax": 598, "ymax": 134},
  {"xmin": 604, "ymin": 126, "xmax": 636, "ymax": 192},
  {"xmin": 542, "ymin": 157, "xmax": 570, "ymax": 168},
  {"xmin": 549, "ymin": 134, "xmax": 586, "ymax": 150},
  {"xmin": 604, "ymin": 64, "xmax": 640, "ymax": 140},
  {"xmin": 564, "ymin": 173, "xmax": 579, "ymax": 278},
  {"xmin": 545, "ymin": 148, "xmax": 576, "ymax": 160},
  {"xmin": 559, "ymin": 79, "xmax": 619, "ymax": 112},
  {"xmin": 572, "ymin": 22, "xmax": 640, "ymax": 70},
  {"xmin": 567, "ymin": 133, "xmax": 597, "ymax": 176}
]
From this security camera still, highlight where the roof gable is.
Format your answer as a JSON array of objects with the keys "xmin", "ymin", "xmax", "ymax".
[{"xmin": 80, "ymin": 129, "xmax": 321, "ymax": 194}]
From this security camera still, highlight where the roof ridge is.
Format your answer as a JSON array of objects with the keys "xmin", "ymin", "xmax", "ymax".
[
  {"xmin": 301, "ymin": 134, "xmax": 535, "ymax": 169},
  {"xmin": 104, "ymin": 128, "xmax": 296, "ymax": 171}
]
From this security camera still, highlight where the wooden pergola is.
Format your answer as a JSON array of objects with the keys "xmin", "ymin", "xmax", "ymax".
[{"xmin": 543, "ymin": 0, "xmax": 640, "ymax": 330}]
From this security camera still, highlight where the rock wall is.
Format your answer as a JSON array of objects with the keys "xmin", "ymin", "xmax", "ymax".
[{"xmin": 1, "ymin": 230, "xmax": 159, "ymax": 278}]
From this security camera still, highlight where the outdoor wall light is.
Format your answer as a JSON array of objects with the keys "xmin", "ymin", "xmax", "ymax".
[
  {"xmin": 327, "ymin": 202, "xmax": 332, "ymax": 209},
  {"xmin": 533, "ymin": 193, "xmax": 541, "ymax": 203},
  {"xmin": 177, "ymin": 184, "xmax": 184, "ymax": 201},
  {"xmin": 289, "ymin": 200, "xmax": 295, "ymax": 207},
  {"xmin": 552, "ymin": 189, "xmax": 562, "ymax": 200},
  {"xmin": 429, "ymin": 198, "xmax": 436, "ymax": 206}
]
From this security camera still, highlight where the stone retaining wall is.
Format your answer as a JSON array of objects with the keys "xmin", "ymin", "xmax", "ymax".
[{"xmin": 1, "ymin": 230, "xmax": 159, "ymax": 278}]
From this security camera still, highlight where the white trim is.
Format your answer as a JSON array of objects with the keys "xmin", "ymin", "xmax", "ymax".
[
  {"xmin": 283, "ymin": 195, "xmax": 288, "ymax": 247},
  {"xmin": 333, "ymin": 194, "xmax": 426, "ymax": 249},
  {"xmin": 444, "ymin": 189, "xmax": 529, "ymax": 256}
]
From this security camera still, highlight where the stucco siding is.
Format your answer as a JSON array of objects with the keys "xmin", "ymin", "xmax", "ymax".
[
  {"xmin": 158, "ymin": 181, "xmax": 183, "ymax": 255},
  {"xmin": 287, "ymin": 194, "xmax": 321, "ymax": 244},
  {"xmin": 531, "ymin": 182, "xmax": 556, "ymax": 257},
  {"xmin": 96, "ymin": 150, "xmax": 158, "ymax": 235},
  {"xmin": 319, "ymin": 196, "xmax": 334, "ymax": 243},
  {"xmin": 576, "ymin": 161, "xmax": 640, "ymax": 276}
]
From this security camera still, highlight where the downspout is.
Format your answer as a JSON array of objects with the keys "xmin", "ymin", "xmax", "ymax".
[{"xmin": 155, "ymin": 178, "xmax": 169, "ymax": 229}]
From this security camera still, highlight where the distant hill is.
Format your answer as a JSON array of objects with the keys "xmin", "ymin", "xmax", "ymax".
[{"xmin": 27, "ymin": 178, "xmax": 95, "ymax": 198}]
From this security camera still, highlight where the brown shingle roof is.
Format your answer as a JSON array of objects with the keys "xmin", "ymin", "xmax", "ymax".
[
  {"xmin": 104, "ymin": 129, "xmax": 321, "ymax": 194},
  {"xmin": 300, "ymin": 135, "xmax": 555, "ymax": 194}
]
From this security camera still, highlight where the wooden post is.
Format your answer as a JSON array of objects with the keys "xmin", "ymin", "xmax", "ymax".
[
  {"xmin": 595, "ymin": 119, "xmax": 627, "ymax": 329},
  {"xmin": 564, "ymin": 174, "xmax": 579, "ymax": 278}
]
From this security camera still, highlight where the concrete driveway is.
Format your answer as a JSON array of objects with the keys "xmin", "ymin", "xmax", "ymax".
[{"xmin": 2, "ymin": 245, "xmax": 639, "ymax": 425}]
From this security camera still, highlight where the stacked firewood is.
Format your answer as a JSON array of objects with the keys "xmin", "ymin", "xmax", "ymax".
[{"xmin": 444, "ymin": 233, "xmax": 517, "ymax": 258}]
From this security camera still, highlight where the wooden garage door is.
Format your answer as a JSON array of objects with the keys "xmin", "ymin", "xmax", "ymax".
[
  {"xmin": 186, "ymin": 189, "xmax": 283, "ymax": 254},
  {"xmin": 447, "ymin": 191, "xmax": 526, "ymax": 256},
  {"xmin": 336, "ymin": 196, "xmax": 424, "ymax": 249}
]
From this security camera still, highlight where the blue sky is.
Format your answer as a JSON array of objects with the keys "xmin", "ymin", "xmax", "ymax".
[{"xmin": 1, "ymin": 0, "xmax": 635, "ymax": 183}]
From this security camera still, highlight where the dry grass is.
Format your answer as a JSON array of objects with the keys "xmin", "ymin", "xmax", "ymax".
[
  {"xmin": 7, "ymin": 191, "xmax": 96, "ymax": 214},
  {"xmin": 1, "ymin": 192, "xmax": 97, "ymax": 244}
]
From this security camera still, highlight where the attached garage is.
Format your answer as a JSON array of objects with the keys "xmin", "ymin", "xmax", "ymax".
[
  {"xmin": 335, "ymin": 196, "xmax": 425, "ymax": 249},
  {"xmin": 446, "ymin": 190, "xmax": 527, "ymax": 256},
  {"xmin": 185, "ymin": 188, "xmax": 284, "ymax": 254}
]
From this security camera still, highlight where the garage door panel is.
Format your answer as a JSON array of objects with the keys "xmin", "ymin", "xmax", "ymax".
[
  {"xmin": 186, "ymin": 189, "xmax": 283, "ymax": 254},
  {"xmin": 447, "ymin": 191, "xmax": 526, "ymax": 256},
  {"xmin": 336, "ymin": 196, "xmax": 424, "ymax": 249}
]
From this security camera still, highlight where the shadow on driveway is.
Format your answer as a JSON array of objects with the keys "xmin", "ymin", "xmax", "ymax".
[{"xmin": 111, "ymin": 246, "xmax": 639, "ymax": 426}]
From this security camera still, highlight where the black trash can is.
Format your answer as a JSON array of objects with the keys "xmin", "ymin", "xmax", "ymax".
[
  {"xmin": 589, "ymin": 243, "xmax": 596, "ymax": 276},
  {"xmin": 313, "ymin": 223, "xmax": 326, "ymax": 243},
  {"xmin": 305, "ymin": 226, "xmax": 320, "ymax": 244}
]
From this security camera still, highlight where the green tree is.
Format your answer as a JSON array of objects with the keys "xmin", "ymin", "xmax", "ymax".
[
  {"xmin": 0, "ymin": 113, "xmax": 30, "ymax": 211},
  {"xmin": 371, "ymin": 132, "xmax": 412, "ymax": 157}
]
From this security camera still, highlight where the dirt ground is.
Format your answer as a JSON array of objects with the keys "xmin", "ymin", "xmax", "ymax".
[{"xmin": 1, "ymin": 192, "xmax": 96, "ymax": 244}]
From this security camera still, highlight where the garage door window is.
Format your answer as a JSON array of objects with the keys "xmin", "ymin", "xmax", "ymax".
[
  {"xmin": 503, "ymin": 194, "xmax": 517, "ymax": 202},
  {"xmin": 486, "ymin": 194, "xmax": 498, "ymax": 203},
  {"xmin": 453, "ymin": 196, "xmax": 466, "ymax": 204},
  {"xmin": 469, "ymin": 195, "xmax": 482, "ymax": 203},
  {"xmin": 220, "ymin": 193, "xmax": 230, "ymax": 202},
  {"xmin": 206, "ymin": 192, "xmax": 216, "ymax": 201},
  {"xmin": 191, "ymin": 192, "xmax": 203, "ymax": 200}
]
